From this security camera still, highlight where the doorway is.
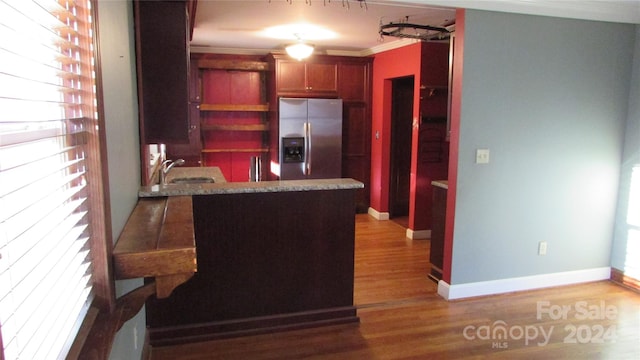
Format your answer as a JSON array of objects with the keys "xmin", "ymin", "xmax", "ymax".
[{"xmin": 389, "ymin": 76, "xmax": 414, "ymax": 220}]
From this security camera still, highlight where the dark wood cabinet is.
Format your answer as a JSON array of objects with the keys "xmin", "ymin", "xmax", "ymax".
[
  {"xmin": 338, "ymin": 62, "xmax": 369, "ymax": 102},
  {"xmin": 135, "ymin": 0, "xmax": 190, "ymax": 144},
  {"xmin": 429, "ymin": 183, "xmax": 447, "ymax": 281},
  {"xmin": 338, "ymin": 59, "xmax": 372, "ymax": 213},
  {"xmin": 276, "ymin": 59, "xmax": 338, "ymax": 96},
  {"xmin": 165, "ymin": 103, "xmax": 202, "ymax": 167}
]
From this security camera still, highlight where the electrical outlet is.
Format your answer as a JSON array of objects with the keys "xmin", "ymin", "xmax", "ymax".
[
  {"xmin": 476, "ymin": 149, "xmax": 490, "ymax": 164},
  {"xmin": 538, "ymin": 241, "xmax": 547, "ymax": 256}
]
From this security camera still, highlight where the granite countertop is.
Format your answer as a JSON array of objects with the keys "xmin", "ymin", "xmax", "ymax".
[
  {"xmin": 431, "ymin": 180, "xmax": 449, "ymax": 189},
  {"xmin": 140, "ymin": 166, "xmax": 364, "ymax": 197},
  {"xmin": 164, "ymin": 166, "xmax": 227, "ymax": 184}
]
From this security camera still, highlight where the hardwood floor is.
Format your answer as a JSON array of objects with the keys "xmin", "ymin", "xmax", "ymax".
[
  {"xmin": 150, "ymin": 215, "xmax": 640, "ymax": 359},
  {"xmin": 354, "ymin": 214, "xmax": 435, "ymax": 306}
]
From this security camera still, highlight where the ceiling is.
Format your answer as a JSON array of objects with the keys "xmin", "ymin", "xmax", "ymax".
[{"xmin": 190, "ymin": 0, "xmax": 640, "ymax": 56}]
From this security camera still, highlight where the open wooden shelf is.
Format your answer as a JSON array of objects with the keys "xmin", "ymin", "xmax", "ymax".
[
  {"xmin": 200, "ymin": 103, "xmax": 269, "ymax": 112},
  {"xmin": 201, "ymin": 123, "xmax": 269, "ymax": 132},
  {"xmin": 197, "ymin": 59, "xmax": 269, "ymax": 72},
  {"xmin": 202, "ymin": 148, "xmax": 269, "ymax": 153},
  {"xmin": 197, "ymin": 57, "xmax": 271, "ymax": 176}
]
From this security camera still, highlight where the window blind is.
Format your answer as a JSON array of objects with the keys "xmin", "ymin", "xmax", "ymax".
[{"xmin": 0, "ymin": 0, "xmax": 104, "ymax": 358}]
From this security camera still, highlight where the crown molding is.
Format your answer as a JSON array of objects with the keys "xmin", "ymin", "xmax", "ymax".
[
  {"xmin": 406, "ymin": 0, "xmax": 640, "ymax": 24},
  {"xmin": 190, "ymin": 46, "xmax": 271, "ymax": 55},
  {"xmin": 191, "ymin": 38, "xmax": 422, "ymax": 57}
]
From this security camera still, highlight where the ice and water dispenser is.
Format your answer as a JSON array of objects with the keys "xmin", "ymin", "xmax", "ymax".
[{"xmin": 282, "ymin": 137, "xmax": 305, "ymax": 163}]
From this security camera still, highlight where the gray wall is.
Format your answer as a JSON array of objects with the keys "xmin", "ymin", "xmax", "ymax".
[
  {"xmin": 451, "ymin": 10, "xmax": 635, "ymax": 284},
  {"xmin": 611, "ymin": 25, "xmax": 640, "ymax": 274},
  {"xmin": 96, "ymin": 1, "xmax": 145, "ymax": 359}
]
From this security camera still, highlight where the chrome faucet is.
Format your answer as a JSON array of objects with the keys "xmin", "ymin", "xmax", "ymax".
[{"xmin": 159, "ymin": 159, "xmax": 185, "ymax": 185}]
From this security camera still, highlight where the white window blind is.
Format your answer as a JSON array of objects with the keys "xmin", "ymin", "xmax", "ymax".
[{"xmin": 0, "ymin": 0, "xmax": 102, "ymax": 358}]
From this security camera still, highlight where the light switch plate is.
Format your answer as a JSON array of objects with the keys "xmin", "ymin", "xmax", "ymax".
[
  {"xmin": 538, "ymin": 241, "xmax": 547, "ymax": 255},
  {"xmin": 476, "ymin": 149, "xmax": 490, "ymax": 164}
]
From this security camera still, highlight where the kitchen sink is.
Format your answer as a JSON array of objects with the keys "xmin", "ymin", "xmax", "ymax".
[{"xmin": 169, "ymin": 177, "xmax": 215, "ymax": 184}]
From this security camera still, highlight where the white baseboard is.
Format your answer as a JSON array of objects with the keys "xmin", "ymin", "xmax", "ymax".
[
  {"xmin": 368, "ymin": 207, "xmax": 389, "ymax": 220},
  {"xmin": 437, "ymin": 267, "xmax": 611, "ymax": 300},
  {"xmin": 406, "ymin": 229, "xmax": 430, "ymax": 239}
]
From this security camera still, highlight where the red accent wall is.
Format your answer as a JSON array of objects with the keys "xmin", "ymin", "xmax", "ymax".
[
  {"xmin": 371, "ymin": 43, "xmax": 422, "ymax": 216},
  {"xmin": 370, "ymin": 42, "xmax": 449, "ymax": 231}
]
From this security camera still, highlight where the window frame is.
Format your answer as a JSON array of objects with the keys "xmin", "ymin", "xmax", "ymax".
[
  {"xmin": 82, "ymin": 0, "xmax": 116, "ymax": 315},
  {"xmin": 0, "ymin": 0, "xmax": 115, "ymax": 358}
]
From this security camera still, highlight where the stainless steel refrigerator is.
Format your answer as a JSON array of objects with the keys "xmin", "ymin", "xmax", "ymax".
[{"xmin": 278, "ymin": 98, "xmax": 342, "ymax": 180}]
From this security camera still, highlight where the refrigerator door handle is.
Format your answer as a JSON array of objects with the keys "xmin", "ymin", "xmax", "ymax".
[{"xmin": 305, "ymin": 122, "xmax": 312, "ymax": 176}]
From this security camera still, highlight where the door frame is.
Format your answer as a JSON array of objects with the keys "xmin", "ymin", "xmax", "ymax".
[{"xmin": 388, "ymin": 76, "xmax": 415, "ymax": 219}]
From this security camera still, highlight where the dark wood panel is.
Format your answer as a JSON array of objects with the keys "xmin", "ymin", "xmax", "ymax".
[
  {"xmin": 135, "ymin": 0, "xmax": 190, "ymax": 144},
  {"xmin": 145, "ymin": 190, "xmax": 358, "ymax": 344},
  {"xmin": 429, "ymin": 186, "xmax": 446, "ymax": 280},
  {"xmin": 420, "ymin": 42, "xmax": 450, "ymax": 87},
  {"xmin": 342, "ymin": 104, "xmax": 368, "ymax": 156},
  {"xmin": 342, "ymin": 158, "xmax": 369, "ymax": 213},
  {"xmin": 342, "ymin": 103, "xmax": 370, "ymax": 213},
  {"xmin": 188, "ymin": 58, "xmax": 200, "ymax": 102}
]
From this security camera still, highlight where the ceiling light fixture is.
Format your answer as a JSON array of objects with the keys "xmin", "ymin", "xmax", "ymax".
[{"xmin": 286, "ymin": 40, "xmax": 314, "ymax": 61}]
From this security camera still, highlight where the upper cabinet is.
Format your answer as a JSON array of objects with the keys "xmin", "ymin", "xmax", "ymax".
[
  {"xmin": 135, "ymin": 0, "xmax": 190, "ymax": 144},
  {"xmin": 273, "ymin": 56, "xmax": 338, "ymax": 96},
  {"xmin": 338, "ymin": 62, "xmax": 369, "ymax": 102}
]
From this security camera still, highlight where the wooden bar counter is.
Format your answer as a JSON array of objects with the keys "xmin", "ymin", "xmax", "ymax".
[
  {"xmin": 112, "ymin": 196, "xmax": 196, "ymax": 298},
  {"xmin": 137, "ymin": 169, "xmax": 364, "ymax": 346}
]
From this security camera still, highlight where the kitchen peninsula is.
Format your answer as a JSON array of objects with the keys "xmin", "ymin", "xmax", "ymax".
[{"xmin": 138, "ymin": 167, "xmax": 363, "ymax": 346}]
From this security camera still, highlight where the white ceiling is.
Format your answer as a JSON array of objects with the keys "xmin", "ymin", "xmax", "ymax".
[{"xmin": 191, "ymin": 0, "xmax": 640, "ymax": 56}]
